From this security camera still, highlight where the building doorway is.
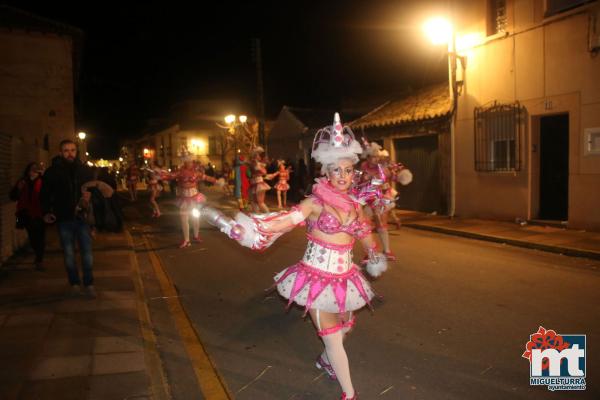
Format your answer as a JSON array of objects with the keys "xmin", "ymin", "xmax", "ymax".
[
  {"xmin": 539, "ymin": 114, "xmax": 569, "ymax": 221},
  {"xmin": 394, "ymin": 134, "xmax": 441, "ymax": 213}
]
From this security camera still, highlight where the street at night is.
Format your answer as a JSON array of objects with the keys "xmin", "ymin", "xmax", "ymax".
[{"xmin": 124, "ymin": 189, "xmax": 600, "ymax": 399}]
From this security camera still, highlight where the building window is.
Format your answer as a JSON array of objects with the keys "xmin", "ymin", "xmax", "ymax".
[
  {"xmin": 545, "ymin": 0, "xmax": 590, "ymax": 17},
  {"xmin": 43, "ymin": 134, "xmax": 49, "ymax": 151},
  {"xmin": 488, "ymin": 0, "xmax": 507, "ymax": 36},
  {"xmin": 474, "ymin": 102, "xmax": 522, "ymax": 172}
]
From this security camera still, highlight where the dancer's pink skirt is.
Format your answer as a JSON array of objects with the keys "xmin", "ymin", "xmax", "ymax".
[
  {"xmin": 273, "ymin": 237, "xmax": 374, "ymax": 314},
  {"xmin": 275, "ymin": 182, "xmax": 290, "ymax": 191}
]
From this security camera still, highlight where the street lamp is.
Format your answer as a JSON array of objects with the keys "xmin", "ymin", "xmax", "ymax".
[
  {"xmin": 422, "ymin": 17, "xmax": 452, "ymax": 45},
  {"xmin": 423, "ymin": 16, "xmax": 465, "ymax": 218},
  {"xmin": 78, "ymin": 131, "xmax": 87, "ymax": 140},
  {"xmin": 224, "ymin": 114, "xmax": 236, "ymax": 124}
]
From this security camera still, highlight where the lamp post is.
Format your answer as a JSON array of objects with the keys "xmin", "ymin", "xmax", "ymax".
[
  {"xmin": 77, "ymin": 131, "xmax": 87, "ymax": 161},
  {"xmin": 423, "ymin": 17, "xmax": 465, "ymax": 217},
  {"xmin": 217, "ymin": 114, "xmax": 251, "ymax": 166}
]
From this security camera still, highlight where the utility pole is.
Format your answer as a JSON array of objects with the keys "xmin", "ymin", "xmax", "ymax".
[{"xmin": 252, "ymin": 38, "xmax": 266, "ymax": 149}]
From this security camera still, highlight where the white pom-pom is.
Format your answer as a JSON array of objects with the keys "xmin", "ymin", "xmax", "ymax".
[
  {"xmin": 397, "ymin": 169, "xmax": 413, "ymax": 186},
  {"xmin": 215, "ymin": 177, "xmax": 226, "ymax": 187},
  {"xmin": 233, "ymin": 212, "xmax": 260, "ymax": 248},
  {"xmin": 366, "ymin": 253, "xmax": 388, "ymax": 277}
]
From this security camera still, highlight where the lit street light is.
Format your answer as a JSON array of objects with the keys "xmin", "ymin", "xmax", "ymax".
[
  {"xmin": 78, "ymin": 131, "xmax": 87, "ymax": 140},
  {"xmin": 422, "ymin": 17, "xmax": 452, "ymax": 45},
  {"xmin": 423, "ymin": 16, "xmax": 465, "ymax": 218}
]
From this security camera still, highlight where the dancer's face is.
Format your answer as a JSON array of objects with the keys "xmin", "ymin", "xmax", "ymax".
[{"xmin": 327, "ymin": 159, "xmax": 354, "ymax": 192}]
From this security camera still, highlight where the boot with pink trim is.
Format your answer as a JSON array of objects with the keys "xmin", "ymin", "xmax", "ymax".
[
  {"xmin": 315, "ymin": 355, "xmax": 337, "ymax": 380},
  {"xmin": 340, "ymin": 392, "xmax": 358, "ymax": 399}
]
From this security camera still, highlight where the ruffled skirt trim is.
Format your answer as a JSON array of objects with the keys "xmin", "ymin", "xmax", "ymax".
[
  {"xmin": 274, "ymin": 261, "xmax": 374, "ymax": 314},
  {"xmin": 275, "ymin": 182, "xmax": 290, "ymax": 191},
  {"xmin": 251, "ymin": 182, "xmax": 271, "ymax": 193}
]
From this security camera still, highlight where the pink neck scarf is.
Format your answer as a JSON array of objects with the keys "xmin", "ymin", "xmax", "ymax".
[{"xmin": 312, "ymin": 178, "xmax": 357, "ymax": 213}]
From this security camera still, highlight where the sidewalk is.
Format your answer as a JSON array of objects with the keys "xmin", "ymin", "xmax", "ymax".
[
  {"xmin": 397, "ymin": 210, "xmax": 600, "ymax": 260},
  {"xmin": 0, "ymin": 227, "xmax": 168, "ymax": 400}
]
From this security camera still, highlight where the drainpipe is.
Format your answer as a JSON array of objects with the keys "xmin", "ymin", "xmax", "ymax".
[{"xmin": 448, "ymin": 32, "xmax": 458, "ymax": 218}]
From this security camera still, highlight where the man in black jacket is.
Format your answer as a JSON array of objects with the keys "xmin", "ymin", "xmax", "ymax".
[{"xmin": 41, "ymin": 139, "xmax": 96, "ymax": 297}]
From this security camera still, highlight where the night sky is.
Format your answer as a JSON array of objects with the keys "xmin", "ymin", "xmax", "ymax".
[{"xmin": 8, "ymin": 0, "xmax": 449, "ymax": 158}]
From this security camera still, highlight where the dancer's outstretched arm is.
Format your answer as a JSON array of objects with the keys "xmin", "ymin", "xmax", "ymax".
[
  {"xmin": 200, "ymin": 197, "xmax": 315, "ymax": 251},
  {"xmin": 355, "ymin": 207, "xmax": 388, "ymax": 278}
]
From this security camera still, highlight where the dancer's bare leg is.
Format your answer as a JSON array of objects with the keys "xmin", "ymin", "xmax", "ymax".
[
  {"xmin": 257, "ymin": 191, "xmax": 269, "ymax": 213},
  {"xmin": 191, "ymin": 205, "xmax": 200, "ymax": 240},
  {"xmin": 179, "ymin": 204, "xmax": 190, "ymax": 244},
  {"xmin": 310, "ymin": 309, "xmax": 355, "ymax": 398},
  {"xmin": 283, "ymin": 191, "xmax": 287, "ymax": 208},
  {"xmin": 277, "ymin": 190, "xmax": 282, "ymax": 209},
  {"xmin": 150, "ymin": 188, "xmax": 160, "ymax": 216}
]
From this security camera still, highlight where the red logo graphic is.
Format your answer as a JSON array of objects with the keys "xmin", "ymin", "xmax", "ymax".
[{"xmin": 522, "ymin": 326, "xmax": 570, "ymax": 370}]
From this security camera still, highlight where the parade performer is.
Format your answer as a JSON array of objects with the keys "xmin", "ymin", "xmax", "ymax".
[
  {"xmin": 174, "ymin": 150, "xmax": 219, "ymax": 248},
  {"xmin": 249, "ymin": 146, "xmax": 272, "ymax": 213},
  {"xmin": 379, "ymin": 150, "xmax": 412, "ymax": 229},
  {"xmin": 201, "ymin": 113, "xmax": 387, "ymax": 400},
  {"xmin": 271, "ymin": 159, "xmax": 292, "ymax": 209},
  {"xmin": 359, "ymin": 144, "xmax": 412, "ymax": 260},
  {"xmin": 125, "ymin": 163, "xmax": 140, "ymax": 201},
  {"xmin": 144, "ymin": 161, "xmax": 167, "ymax": 218},
  {"xmin": 234, "ymin": 154, "xmax": 251, "ymax": 210}
]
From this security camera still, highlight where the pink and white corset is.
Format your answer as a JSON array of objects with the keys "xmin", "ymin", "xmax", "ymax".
[
  {"xmin": 176, "ymin": 187, "xmax": 206, "ymax": 207},
  {"xmin": 274, "ymin": 235, "xmax": 375, "ymax": 314}
]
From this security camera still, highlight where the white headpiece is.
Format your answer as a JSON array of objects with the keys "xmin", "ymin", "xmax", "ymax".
[
  {"xmin": 311, "ymin": 113, "xmax": 363, "ymax": 174},
  {"xmin": 361, "ymin": 141, "xmax": 383, "ymax": 159},
  {"xmin": 250, "ymin": 146, "xmax": 265, "ymax": 156},
  {"xmin": 178, "ymin": 145, "xmax": 193, "ymax": 162}
]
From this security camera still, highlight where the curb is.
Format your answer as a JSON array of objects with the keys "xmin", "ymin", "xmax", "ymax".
[{"xmin": 403, "ymin": 223, "xmax": 600, "ymax": 261}]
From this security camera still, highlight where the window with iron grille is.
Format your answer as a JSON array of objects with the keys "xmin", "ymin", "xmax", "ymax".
[
  {"xmin": 474, "ymin": 102, "xmax": 522, "ymax": 172},
  {"xmin": 488, "ymin": 0, "xmax": 507, "ymax": 36},
  {"xmin": 545, "ymin": 0, "xmax": 591, "ymax": 17}
]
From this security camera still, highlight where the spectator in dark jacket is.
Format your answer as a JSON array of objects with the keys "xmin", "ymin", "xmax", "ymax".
[
  {"xmin": 10, "ymin": 162, "xmax": 46, "ymax": 270},
  {"xmin": 41, "ymin": 139, "xmax": 96, "ymax": 297}
]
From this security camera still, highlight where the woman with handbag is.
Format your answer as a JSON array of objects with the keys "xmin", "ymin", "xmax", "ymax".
[{"xmin": 9, "ymin": 162, "xmax": 46, "ymax": 270}]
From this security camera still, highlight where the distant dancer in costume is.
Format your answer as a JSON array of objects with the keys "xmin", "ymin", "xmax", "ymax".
[
  {"xmin": 174, "ymin": 149, "xmax": 219, "ymax": 248},
  {"xmin": 125, "ymin": 163, "xmax": 140, "ymax": 201},
  {"xmin": 271, "ymin": 159, "xmax": 292, "ymax": 209},
  {"xmin": 379, "ymin": 150, "xmax": 412, "ymax": 229},
  {"xmin": 360, "ymin": 143, "xmax": 412, "ymax": 260},
  {"xmin": 202, "ymin": 113, "xmax": 387, "ymax": 400},
  {"xmin": 249, "ymin": 146, "xmax": 271, "ymax": 213},
  {"xmin": 145, "ymin": 161, "xmax": 167, "ymax": 218}
]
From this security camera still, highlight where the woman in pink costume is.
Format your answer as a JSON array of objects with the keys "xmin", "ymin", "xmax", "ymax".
[
  {"xmin": 125, "ymin": 163, "xmax": 140, "ymax": 201},
  {"xmin": 378, "ymin": 150, "xmax": 412, "ymax": 229},
  {"xmin": 249, "ymin": 147, "xmax": 271, "ymax": 213},
  {"xmin": 145, "ymin": 161, "xmax": 167, "ymax": 218},
  {"xmin": 359, "ymin": 143, "xmax": 412, "ymax": 261},
  {"xmin": 210, "ymin": 114, "xmax": 387, "ymax": 400},
  {"xmin": 271, "ymin": 159, "xmax": 292, "ymax": 209},
  {"xmin": 175, "ymin": 155, "xmax": 217, "ymax": 248}
]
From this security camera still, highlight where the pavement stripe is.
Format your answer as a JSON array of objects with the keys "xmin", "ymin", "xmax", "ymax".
[
  {"xmin": 142, "ymin": 234, "xmax": 232, "ymax": 400},
  {"xmin": 125, "ymin": 230, "xmax": 171, "ymax": 400}
]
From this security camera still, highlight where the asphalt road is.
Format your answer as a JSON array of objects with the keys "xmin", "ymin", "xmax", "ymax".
[{"xmin": 126, "ymin": 189, "xmax": 600, "ymax": 400}]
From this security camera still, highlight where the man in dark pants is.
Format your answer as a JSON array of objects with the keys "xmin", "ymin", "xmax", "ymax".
[{"xmin": 41, "ymin": 139, "xmax": 96, "ymax": 297}]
